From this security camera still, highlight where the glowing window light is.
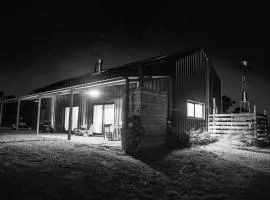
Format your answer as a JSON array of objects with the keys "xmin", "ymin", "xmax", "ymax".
[
  {"xmin": 87, "ymin": 89, "xmax": 100, "ymax": 98},
  {"xmin": 187, "ymin": 102, "xmax": 195, "ymax": 117},
  {"xmin": 187, "ymin": 101, "xmax": 204, "ymax": 119},
  {"xmin": 195, "ymin": 104, "xmax": 203, "ymax": 118}
]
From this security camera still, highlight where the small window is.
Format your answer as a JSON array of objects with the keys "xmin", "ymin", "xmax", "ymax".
[
  {"xmin": 187, "ymin": 102, "xmax": 195, "ymax": 117},
  {"xmin": 195, "ymin": 104, "xmax": 203, "ymax": 118},
  {"xmin": 187, "ymin": 101, "xmax": 205, "ymax": 119}
]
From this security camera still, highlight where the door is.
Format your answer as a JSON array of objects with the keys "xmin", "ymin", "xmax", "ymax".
[
  {"xmin": 93, "ymin": 104, "xmax": 114, "ymax": 134},
  {"xmin": 64, "ymin": 106, "xmax": 79, "ymax": 131},
  {"xmin": 104, "ymin": 104, "xmax": 114, "ymax": 126},
  {"xmin": 93, "ymin": 105, "xmax": 103, "ymax": 133}
]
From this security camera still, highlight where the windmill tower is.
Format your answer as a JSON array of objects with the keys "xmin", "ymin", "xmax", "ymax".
[{"xmin": 239, "ymin": 59, "xmax": 250, "ymax": 113}]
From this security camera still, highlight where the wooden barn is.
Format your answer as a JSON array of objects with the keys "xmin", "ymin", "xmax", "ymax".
[{"xmin": 0, "ymin": 49, "xmax": 221, "ymax": 152}]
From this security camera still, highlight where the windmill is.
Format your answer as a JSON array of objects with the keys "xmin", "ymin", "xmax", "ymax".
[{"xmin": 239, "ymin": 58, "xmax": 251, "ymax": 113}]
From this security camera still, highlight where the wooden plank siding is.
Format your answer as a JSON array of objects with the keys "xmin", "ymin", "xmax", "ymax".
[{"xmin": 209, "ymin": 113, "xmax": 268, "ymax": 140}]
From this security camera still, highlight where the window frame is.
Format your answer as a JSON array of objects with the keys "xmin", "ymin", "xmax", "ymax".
[{"xmin": 186, "ymin": 100, "xmax": 205, "ymax": 119}]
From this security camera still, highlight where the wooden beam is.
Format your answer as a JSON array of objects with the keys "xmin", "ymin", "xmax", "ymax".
[
  {"xmin": 205, "ymin": 56, "xmax": 210, "ymax": 130},
  {"xmin": 254, "ymin": 105, "xmax": 256, "ymax": 114},
  {"xmin": 16, "ymin": 99, "xmax": 21, "ymax": 130},
  {"xmin": 51, "ymin": 96, "xmax": 55, "ymax": 128},
  {"xmin": 81, "ymin": 95, "xmax": 87, "ymax": 126},
  {"xmin": 122, "ymin": 78, "xmax": 129, "ymax": 151},
  {"xmin": 0, "ymin": 102, "xmax": 3, "ymax": 128},
  {"xmin": 36, "ymin": 97, "xmax": 41, "ymax": 135},
  {"xmin": 68, "ymin": 88, "xmax": 74, "ymax": 140}
]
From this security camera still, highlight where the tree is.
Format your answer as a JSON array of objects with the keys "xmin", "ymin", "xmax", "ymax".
[
  {"xmin": 222, "ymin": 95, "xmax": 236, "ymax": 113},
  {"xmin": 0, "ymin": 91, "xmax": 16, "ymax": 101}
]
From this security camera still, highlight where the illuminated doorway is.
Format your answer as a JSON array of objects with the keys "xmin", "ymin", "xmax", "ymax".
[
  {"xmin": 64, "ymin": 106, "xmax": 79, "ymax": 131},
  {"xmin": 93, "ymin": 104, "xmax": 114, "ymax": 134}
]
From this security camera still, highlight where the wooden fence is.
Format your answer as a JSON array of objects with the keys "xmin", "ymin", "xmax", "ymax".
[{"xmin": 208, "ymin": 113, "xmax": 268, "ymax": 140}]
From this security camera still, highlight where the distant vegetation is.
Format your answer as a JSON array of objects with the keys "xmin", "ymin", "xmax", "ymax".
[
  {"xmin": 0, "ymin": 91, "xmax": 16, "ymax": 101},
  {"xmin": 222, "ymin": 95, "xmax": 236, "ymax": 113}
]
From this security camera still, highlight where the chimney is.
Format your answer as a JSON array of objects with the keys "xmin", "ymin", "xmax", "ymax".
[{"xmin": 95, "ymin": 58, "xmax": 103, "ymax": 74}]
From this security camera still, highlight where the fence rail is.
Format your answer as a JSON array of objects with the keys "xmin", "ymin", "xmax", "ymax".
[{"xmin": 208, "ymin": 113, "xmax": 268, "ymax": 140}]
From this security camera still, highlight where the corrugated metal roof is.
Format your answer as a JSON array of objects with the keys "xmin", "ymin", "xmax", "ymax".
[{"xmin": 33, "ymin": 49, "xmax": 202, "ymax": 94}]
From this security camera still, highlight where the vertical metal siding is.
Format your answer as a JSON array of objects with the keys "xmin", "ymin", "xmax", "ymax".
[
  {"xmin": 172, "ymin": 50, "xmax": 208, "ymax": 135},
  {"xmin": 54, "ymin": 85, "xmax": 125, "ymax": 131}
]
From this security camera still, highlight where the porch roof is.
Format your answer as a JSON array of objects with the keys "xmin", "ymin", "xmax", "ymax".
[{"xmin": 1, "ymin": 77, "xmax": 126, "ymax": 102}]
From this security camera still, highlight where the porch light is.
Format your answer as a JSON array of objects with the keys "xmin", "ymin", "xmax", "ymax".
[{"xmin": 87, "ymin": 89, "xmax": 100, "ymax": 98}]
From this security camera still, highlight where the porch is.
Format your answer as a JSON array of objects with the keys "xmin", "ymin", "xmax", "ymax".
[{"xmin": 41, "ymin": 133, "xmax": 122, "ymax": 148}]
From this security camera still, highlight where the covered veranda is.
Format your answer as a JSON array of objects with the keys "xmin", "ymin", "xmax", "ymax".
[{"xmin": 0, "ymin": 77, "xmax": 129, "ymax": 148}]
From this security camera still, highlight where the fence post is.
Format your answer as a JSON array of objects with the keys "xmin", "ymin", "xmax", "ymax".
[
  {"xmin": 68, "ymin": 87, "xmax": 74, "ymax": 140},
  {"xmin": 253, "ymin": 107, "xmax": 257, "ymax": 146},
  {"xmin": 36, "ymin": 97, "xmax": 41, "ymax": 135},
  {"xmin": 213, "ymin": 98, "xmax": 216, "ymax": 114},
  {"xmin": 263, "ymin": 109, "xmax": 267, "ymax": 134},
  {"xmin": 16, "ymin": 99, "xmax": 21, "ymax": 130}
]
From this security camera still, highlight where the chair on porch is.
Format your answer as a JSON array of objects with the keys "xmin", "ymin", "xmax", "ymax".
[
  {"xmin": 112, "ymin": 125, "xmax": 122, "ymax": 141},
  {"xmin": 104, "ymin": 124, "xmax": 113, "ymax": 141}
]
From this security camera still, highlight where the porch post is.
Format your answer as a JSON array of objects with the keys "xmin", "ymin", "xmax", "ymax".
[
  {"xmin": 68, "ymin": 87, "xmax": 74, "ymax": 140},
  {"xmin": 0, "ymin": 102, "xmax": 3, "ymax": 128},
  {"xmin": 206, "ymin": 57, "xmax": 210, "ymax": 130},
  {"xmin": 81, "ymin": 94, "xmax": 87, "ymax": 126},
  {"xmin": 122, "ymin": 77, "xmax": 129, "ymax": 151},
  {"xmin": 16, "ymin": 99, "xmax": 21, "ymax": 130},
  {"xmin": 51, "ymin": 96, "xmax": 55, "ymax": 127},
  {"xmin": 36, "ymin": 97, "xmax": 41, "ymax": 135}
]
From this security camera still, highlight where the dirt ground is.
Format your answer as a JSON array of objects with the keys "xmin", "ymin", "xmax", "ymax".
[{"xmin": 0, "ymin": 131, "xmax": 270, "ymax": 200}]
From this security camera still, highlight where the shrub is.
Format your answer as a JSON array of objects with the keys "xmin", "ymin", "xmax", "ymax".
[{"xmin": 188, "ymin": 128, "xmax": 218, "ymax": 146}]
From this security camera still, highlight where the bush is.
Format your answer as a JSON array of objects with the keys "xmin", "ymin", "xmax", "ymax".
[
  {"xmin": 188, "ymin": 128, "xmax": 218, "ymax": 146},
  {"xmin": 165, "ymin": 128, "xmax": 218, "ymax": 149}
]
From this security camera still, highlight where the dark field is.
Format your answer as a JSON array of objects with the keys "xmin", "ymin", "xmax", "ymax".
[{"xmin": 0, "ymin": 131, "xmax": 270, "ymax": 200}]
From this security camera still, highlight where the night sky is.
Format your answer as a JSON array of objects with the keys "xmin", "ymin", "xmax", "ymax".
[{"xmin": 0, "ymin": 1, "xmax": 269, "ymax": 115}]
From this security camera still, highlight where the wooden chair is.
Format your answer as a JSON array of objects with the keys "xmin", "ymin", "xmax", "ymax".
[{"xmin": 104, "ymin": 124, "xmax": 112, "ymax": 140}]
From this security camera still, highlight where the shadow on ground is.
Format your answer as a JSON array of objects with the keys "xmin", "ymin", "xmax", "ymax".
[{"xmin": 134, "ymin": 143, "xmax": 270, "ymax": 200}]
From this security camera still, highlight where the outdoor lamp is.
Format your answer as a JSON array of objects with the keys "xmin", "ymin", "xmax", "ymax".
[{"xmin": 87, "ymin": 89, "xmax": 100, "ymax": 98}]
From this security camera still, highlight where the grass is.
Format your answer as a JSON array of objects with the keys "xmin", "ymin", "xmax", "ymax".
[{"xmin": 0, "ymin": 131, "xmax": 270, "ymax": 200}]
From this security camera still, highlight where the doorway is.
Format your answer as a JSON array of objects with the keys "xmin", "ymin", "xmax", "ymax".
[
  {"xmin": 64, "ymin": 106, "xmax": 79, "ymax": 131},
  {"xmin": 93, "ymin": 104, "xmax": 114, "ymax": 134}
]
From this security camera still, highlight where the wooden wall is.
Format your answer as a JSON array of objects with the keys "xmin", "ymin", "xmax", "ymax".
[
  {"xmin": 127, "ymin": 87, "xmax": 168, "ymax": 151},
  {"xmin": 140, "ymin": 89, "xmax": 168, "ymax": 149}
]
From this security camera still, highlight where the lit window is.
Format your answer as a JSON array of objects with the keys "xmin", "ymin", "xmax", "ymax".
[
  {"xmin": 187, "ymin": 101, "xmax": 204, "ymax": 119},
  {"xmin": 195, "ymin": 104, "xmax": 203, "ymax": 118},
  {"xmin": 187, "ymin": 102, "xmax": 195, "ymax": 117}
]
